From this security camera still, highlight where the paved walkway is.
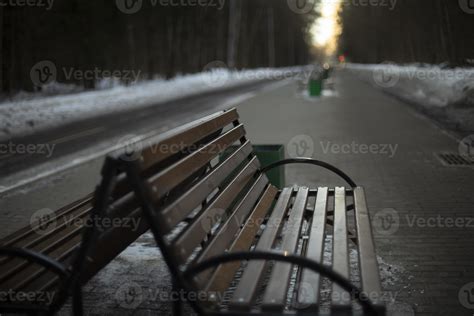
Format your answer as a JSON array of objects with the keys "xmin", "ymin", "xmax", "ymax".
[
  {"xmin": 3, "ymin": 70, "xmax": 474, "ymax": 315},
  {"xmin": 237, "ymin": 71, "xmax": 474, "ymax": 315}
]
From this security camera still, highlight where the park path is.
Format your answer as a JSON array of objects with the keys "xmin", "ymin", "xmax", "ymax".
[{"xmin": 237, "ymin": 70, "xmax": 474, "ymax": 315}]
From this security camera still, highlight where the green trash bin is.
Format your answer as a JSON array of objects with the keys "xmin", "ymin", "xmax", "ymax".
[
  {"xmin": 308, "ymin": 71, "xmax": 323, "ymax": 97},
  {"xmin": 253, "ymin": 145, "xmax": 285, "ymax": 189},
  {"xmin": 220, "ymin": 145, "xmax": 285, "ymax": 189}
]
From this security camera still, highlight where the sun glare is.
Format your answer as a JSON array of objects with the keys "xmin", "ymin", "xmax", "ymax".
[{"xmin": 311, "ymin": 0, "xmax": 341, "ymax": 56}]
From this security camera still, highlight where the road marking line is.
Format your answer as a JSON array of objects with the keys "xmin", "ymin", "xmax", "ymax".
[{"xmin": 51, "ymin": 127, "xmax": 106, "ymax": 144}]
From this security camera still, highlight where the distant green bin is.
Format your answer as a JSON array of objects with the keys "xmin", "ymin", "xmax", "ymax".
[
  {"xmin": 309, "ymin": 79, "xmax": 323, "ymax": 96},
  {"xmin": 253, "ymin": 145, "xmax": 285, "ymax": 189}
]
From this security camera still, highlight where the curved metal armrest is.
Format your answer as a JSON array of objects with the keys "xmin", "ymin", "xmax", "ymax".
[
  {"xmin": 183, "ymin": 251, "xmax": 378, "ymax": 316},
  {"xmin": 259, "ymin": 158, "xmax": 357, "ymax": 188},
  {"xmin": 0, "ymin": 247, "xmax": 73, "ymax": 313},
  {"xmin": 0, "ymin": 247, "xmax": 69, "ymax": 277}
]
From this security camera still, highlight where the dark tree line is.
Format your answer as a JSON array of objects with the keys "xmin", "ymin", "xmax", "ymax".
[
  {"xmin": 339, "ymin": 0, "xmax": 474, "ymax": 66},
  {"xmin": 0, "ymin": 0, "xmax": 316, "ymax": 94}
]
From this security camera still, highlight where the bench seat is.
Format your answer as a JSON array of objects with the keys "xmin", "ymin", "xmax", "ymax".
[{"xmin": 171, "ymin": 185, "xmax": 383, "ymax": 315}]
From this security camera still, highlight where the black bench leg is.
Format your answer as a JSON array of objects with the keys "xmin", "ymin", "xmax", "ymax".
[
  {"xmin": 172, "ymin": 279, "xmax": 182, "ymax": 316},
  {"xmin": 72, "ymin": 284, "xmax": 83, "ymax": 316}
]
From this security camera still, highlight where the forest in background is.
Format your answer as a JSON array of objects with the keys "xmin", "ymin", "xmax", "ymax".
[
  {"xmin": 339, "ymin": 0, "xmax": 474, "ymax": 66},
  {"xmin": 0, "ymin": 0, "xmax": 316, "ymax": 94}
]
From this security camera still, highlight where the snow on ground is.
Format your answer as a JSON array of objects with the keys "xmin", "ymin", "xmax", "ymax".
[
  {"xmin": 0, "ymin": 67, "xmax": 306, "ymax": 142},
  {"xmin": 344, "ymin": 63, "xmax": 474, "ymax": 135}
]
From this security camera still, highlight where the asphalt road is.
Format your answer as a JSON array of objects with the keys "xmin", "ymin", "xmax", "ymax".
[{"xmin": 0, "ymin": 79, "xmax": 287, "ymax": 196}]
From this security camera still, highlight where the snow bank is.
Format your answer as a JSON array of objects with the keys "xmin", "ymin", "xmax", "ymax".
[
  {"xmin": 0, "ymin": 67, "xmax": 304, "ymax": 141},
  {"xmin": 344, "ymin": 63, "xmax": 474, "ymax": 134},
  {"xmin": 345, "ymin": 63, "xmax": 474, "ymax": 108}
]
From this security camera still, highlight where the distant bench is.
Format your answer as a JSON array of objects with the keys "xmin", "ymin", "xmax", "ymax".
[{"xmin": 0, "ymin": 108, "xmax": 385, "ymax": 315}]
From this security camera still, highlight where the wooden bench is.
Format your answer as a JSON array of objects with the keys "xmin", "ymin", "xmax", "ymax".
[{"xmin": 0, "ymin": 108, "xmax": 385, "ymax": 315}]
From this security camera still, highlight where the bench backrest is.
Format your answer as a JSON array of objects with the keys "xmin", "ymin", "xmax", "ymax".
[{"xmin": 101, "ymin": 108, "xmax": 273, "ymax": 294}]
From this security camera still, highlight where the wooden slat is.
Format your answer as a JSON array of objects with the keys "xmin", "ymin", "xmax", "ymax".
[
  {"xmin": 5, "ymin": 204, "xmax": 92, "ymax": 251},
  {"xmin": 332, "ymin": 187, "xmax": 351, "ymax": 312},
  {"xmin": 0, "ymin": 195, "xmax": 93, "ymax": 247},
  {"xmin": 0, "ymin": 211, "xmax": 89, "ymax": 284},
  {"xmin": 148, "ymin": 124, "xmax": 246, "ymax": 199},
  {"xmin": 204, "ymin": 185, "xmax": 278, "ymax": 295},
  {"xmin": 353, "ymin": 187, "xmax": 382, "ymax": 302},
  {"xmin": 159, "ymin": 141, "xmax": 253, "ymax": 234},
  {"xmin": 172, "ymin": 157, "xmax": 260, "ymax": 262},
  {"xmin": 261, "ymin": 187, "xmax": 309, "ymax": 311},
  {"xmin": 229, "ymin": 187, "xmax": 294, "ymax": 310},
  {"xmin": 0, "ymin": 232, "xmax": 82, "ymax": 291},
  {"xmin": 140, "ymin": 109, "xmax": 239, "ymax": 170},
  {"xmin": 193, "ymin": 175, "xmax": 269, "ymax": 286},
  {"xmin": 15, "ymin": 207, "xmax": 149, "ymax": 293},
  {"xmin": 297, "ymin": 187, "xmax": 328, "ymax": 310}
]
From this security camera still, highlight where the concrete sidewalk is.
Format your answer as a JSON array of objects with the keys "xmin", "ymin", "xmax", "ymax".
[{"xmin": 237, "ymin": 71, "xmax": 474, "ymax": 315}]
